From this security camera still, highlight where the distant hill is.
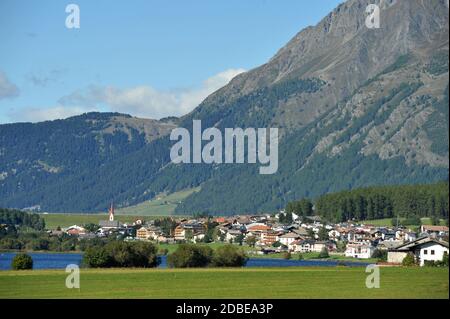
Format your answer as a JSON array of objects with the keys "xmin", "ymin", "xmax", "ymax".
[
  {"xmin": 1, "ymin": 0, "xmax": 448, "ymax": 214},
  {"xmin": 0, "ymin": 112, "xmax": 177, "ymax": 212}
]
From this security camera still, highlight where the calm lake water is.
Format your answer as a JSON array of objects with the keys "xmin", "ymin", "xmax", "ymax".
[{"xmin": 0, "ymin": 252, "xmax": 370, "ymax": 270}]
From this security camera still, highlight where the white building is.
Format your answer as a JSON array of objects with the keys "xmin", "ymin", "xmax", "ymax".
[
  {"xmin": 279, "ymin": 232, "xmax": 301, "ymax": 246},
  {"xmin": 345, "ymin": 243, "xmax": 375, "ymax": 259},
  {"xmin": 328, "ymin": 229, "xmax": 341, "ymax": 240},
  {"xmin": 388, "ymin": 237, "xmax": 449, "ymax": 266},
  {"xmin": 290, "ymin": 240, "xmax": 315, "ymax": 253},
  {"xmin": 416, "ymin": 240, "xmax": 448, "ymax": 266}
]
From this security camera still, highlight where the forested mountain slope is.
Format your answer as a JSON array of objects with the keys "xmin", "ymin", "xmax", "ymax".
[{"xmin": 0, "ymin": 0, "xmax": 448, "ymax": 214}]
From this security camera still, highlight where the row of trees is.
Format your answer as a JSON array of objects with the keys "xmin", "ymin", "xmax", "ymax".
[
  {"xmin": 0, "ymin": 208, "xmax": 45, "ymax": 230},
  {"xmin": 167, "ymin": 244, "xmax": 248, "ymax": 268},
  {"xmin": 83, "ymin": 242, "xmax": 248, "ymax": 268},
  {"xmin": 153, "ymin": 217, "xmax": 178, "ymax": 236},
  {"xmin": 311, "ymin": 182, "xmax": 449, "ymax": 223},
  {"xmin": 0, "ymin": 224, "xmax": 97, "ymax": 252},
  {"xmin": 83, "ymin": 241, "xmax": 160, "ymax": 268},
  {"xmin": 285, "ymin": 199, "xmax": 313, "ymax": 217}
]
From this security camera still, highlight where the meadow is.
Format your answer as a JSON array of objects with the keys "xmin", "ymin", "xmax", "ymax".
[
  {"xmin": 0, "ymin": 267, "xmax": 447, "ymax": 299},
  {"xmin": 115, "ymin": 187, "xmax": 200, "ymax": 216},
  {"xmin": 39, "ymin": 188, "xmax": 198, "ymax": 229},
  {"xmin": 360, "ymin": 217, "xmax": 447, "ymax": 227},
  {"xmin": 40, "ymin": 214, "xmax": 150, "ymax": 230}
]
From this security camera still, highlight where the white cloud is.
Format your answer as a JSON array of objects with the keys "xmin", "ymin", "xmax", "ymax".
[
  {"xmin": 59, "ymin": 68, "xmax": 246, "ymax": 119},
  {"xmin": 8, "ymin": 106, "xmax": 97, "ymax": 123},
  {"xmin": 27, "ymin": 68, "xmax": 67, "ymax": 87},
  {"xmin": 5, "ymin": 68, "xmax": 245, "ymax": 123},
  {"xmin": 0, "ymin": 71, "xmax": 19, "ymax": 100}
]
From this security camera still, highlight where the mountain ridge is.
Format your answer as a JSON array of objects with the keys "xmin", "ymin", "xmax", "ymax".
[{"xmin": 0, "ymin": 0, "xmax": 448, "ymax": 213}]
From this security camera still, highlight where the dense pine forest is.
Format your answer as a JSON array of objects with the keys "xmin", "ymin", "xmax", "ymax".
[
  {"xmin": 0, "ymin": 208, "xmax": 45, "ymax": 230},
  {"xmin": 308, "ymin": 182, "xmax": 449, "ymax": 223}
]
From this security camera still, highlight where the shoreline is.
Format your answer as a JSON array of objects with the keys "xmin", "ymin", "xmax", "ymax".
[{"xmin": 0, "ymin": 249, "xmax": 379, "ymax": 263}]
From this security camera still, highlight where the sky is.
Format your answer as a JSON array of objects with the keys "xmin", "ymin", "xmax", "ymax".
[{"xmin": 0, "ymin": 0, "xmax": 343, "ymax": 123}]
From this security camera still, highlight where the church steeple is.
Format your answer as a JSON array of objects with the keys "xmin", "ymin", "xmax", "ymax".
[{"xmin": 108, "ymin": 201, "xmax": 114, "ymax": 221}]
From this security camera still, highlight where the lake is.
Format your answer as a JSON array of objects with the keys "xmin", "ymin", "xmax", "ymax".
[{"xmin": 0, "ymin": 252, "xmax": 371, "ymax": 270}]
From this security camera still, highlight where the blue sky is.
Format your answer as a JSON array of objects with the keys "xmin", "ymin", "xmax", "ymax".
[{"xmin": 0, "ymin": 0, "xmax": 343, "ymax": 123}]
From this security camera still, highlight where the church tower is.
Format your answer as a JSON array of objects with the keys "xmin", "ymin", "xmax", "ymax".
[{"xmin": 108, "ymin": 201, "xmax": 114, "ymax": 222}]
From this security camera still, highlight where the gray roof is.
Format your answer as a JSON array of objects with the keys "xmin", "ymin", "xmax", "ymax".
[
  {"xmin": 99, "ymin": 220, "xmax": 120, "ymax": 227},
  {"xmin": 390, "ymin": 237, "xmax": 449, "ymax": 251},
  {"xmin": 377, "ymin": 240, "xmax": 403, "ymax": 249},
  {"xmin": 293, "ymin": 227, "xmax": 309, "ymax": 236},
  {"xmin": 280, "ymin": 233, "xmax": 300, "ymax": 239}
]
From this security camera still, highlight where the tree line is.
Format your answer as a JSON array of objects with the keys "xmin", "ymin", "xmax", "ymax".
[
  {"xmin": 83, "ymin": 242, "xmax": 247, "ymax": 268},
  {"xmin": 83, "ymin": 241, "xmax": 160, "ymax": 268},
  {"xmin": 0, "ymin": 208, "xmax": 45, "ymax": 230},
  {"xmin": 312, "ymin": 182, "xmax": 449, "ymax": 223},
  {"xmin": 167, "ymin": 244, "xmax": 247, "ymax": 268}
]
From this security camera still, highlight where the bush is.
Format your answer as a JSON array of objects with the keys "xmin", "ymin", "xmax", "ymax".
[
  {"xmin": 336, "ymin": 241, "xmax": 346, "ymax": 253},
  {"xmin": 403, "ymin": 216, "xmax": 421, "ymax": 226},
  {"xmin": 442, "ymin": 252, "xmax": 449, "ymax": 267},
  {"xmin": 272, "ymin": 241, "xmax": 282, "ymax": 248},
  {"xmin": 402, "ymin": 253, "xmax": 416, "ymax": 266},
  {"xmin": 431, "ymin": 216, "xmax": 441, "ymax": 226},
  {"xmin": 245, "ymin": 236, "xmax": 257, "ymax": 247},
  {"xmin": 83, "ymin": 247, "xmax": 112, "ymax": 268},
  {"xmin": 371, "ymin": 249, "xmax": 387, "ymax": 261},
  {"xmin": 83, "ymin": 241, "xmax": 160, "ymax": 268},
  {"xmin": 423, "ymin": 260, "xmax": 438, "ymax": 267},
  {"xmin": 11, "ymin": 253, "xmax": 33, "ymax": 270},
  {"xmin": 424, "ymin": 252, "xmax": 449, "ymax": 267},
  {"xmin": 213, "ymin": 245, "xmax": 248, "ymax": 267},
  {"xmin": 129, "ymin": 241, "xmax": 160, "ymax": 267},
  {"xmin": 167, "ymin": 244, "xmax": 213, "ymax": 268},
  {"xmin": 318, "ymin": 247, "xmax": 329, "ymax": 259},
  {"xmin": 283, "ymin": 252, "xmax": 292, "ymax": 260},
  {"xmin": 298, "ymin": 253, "xmax": 304, "ymax": 260}
]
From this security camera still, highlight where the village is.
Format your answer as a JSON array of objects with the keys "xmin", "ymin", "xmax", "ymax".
[{"xmin": 59, "ymin": 204, "xmax": 449, "ymax": 267}]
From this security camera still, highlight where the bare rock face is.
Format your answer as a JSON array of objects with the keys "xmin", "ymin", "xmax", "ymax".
[
  {"xmin": 188, "ymin": 0, "xmax": 449, "ymax": 168},
  {"xmin": 96, "ymin": 115, "xmax": 176, "ymax": 143},
  {"xmin": 168, "ymin": 0, "xmax": 448, "ymax": 214}
]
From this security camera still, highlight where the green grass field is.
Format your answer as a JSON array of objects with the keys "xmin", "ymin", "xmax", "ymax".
[
  {"xmin": 40, "ymin": 214, "xmax": 150, "ymax": 229},
  {"xmin": 250, "ymin": 251, "xmax": 379, "ymax": 263},
  {"xmin": 40, "ymin": 188, "xmax": 199, "ymax": 229},
  {"xmin": 116, "ymin": 187, "xmax": 200, "ymax": 216},
  {"xmin": 361, "ymin": 217, "xmax": 447, "ymax": 227},
  {"xmin": 0, "ymin": 267, "xmax": 447, "ymax": 299}
]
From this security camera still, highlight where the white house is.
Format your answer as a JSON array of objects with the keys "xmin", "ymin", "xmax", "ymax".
[
  {"xmin": 193, "ymin": 233, "xmax": 205, "ymax": 243},
  {"xmin": 314, "ymin": 241, "xmax": 336, "ymax": 253},
  {"xmin": 345, "ymin": 243, "xmax": 375, "ymax": 259},
  {"xmin": 225, "ymin": 229, "xmax": 243, "ymax": 243},
  {"xmin": 328, "ymin": 229, "xmax": 341, "ymax": 241},
  {"xmin": 279, "ymin": 232, "xmax": 301, "ymax": 246},
  {"xmin": 404, "ymin": 232, "xmax": 417, "ymax": 242},
  {"xmin": 292, "ymin": 240, "xmax": 316, "ymax": 253},
  {"xmin": 388, "ymin": 237, "xmax": 449, "ymax": 266},
  {"xmin": 416, "ymin": 240, "xmax": 448, "ymax": 266},
  {"xmin": 288, "ymin": 240, "xmax": 303, "ymax": 252}
]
